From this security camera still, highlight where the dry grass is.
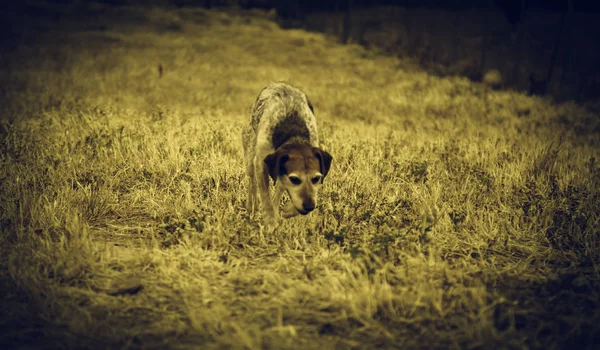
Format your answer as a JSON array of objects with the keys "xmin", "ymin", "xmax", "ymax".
[{"xmin": 1, "ymin": 3, "xmax": 599, "ymax": 349}]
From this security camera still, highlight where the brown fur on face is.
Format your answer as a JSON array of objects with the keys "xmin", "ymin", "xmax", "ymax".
[{"xmin": 264, "ymin": 142, "xmax": 332, "ymax": 215}]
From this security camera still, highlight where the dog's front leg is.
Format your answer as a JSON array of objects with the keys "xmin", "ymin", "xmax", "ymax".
[
  {"xmin": 274, "ymin": 183, "xmax": 300, "ymax": 218},
  {"xmin": 282, "ymin": 202, "xmax": 299, "ymax": 218},
  {"xmin": 245, "ymin": 159, "xmax": 258, "ymax": 215},
  {"xmin": 246, "ymin": 174, "xmax": 258, "ymax": 215},
  {"xmin": 254, "ymin": 157, "xmax": 278, "ymax": 226}
]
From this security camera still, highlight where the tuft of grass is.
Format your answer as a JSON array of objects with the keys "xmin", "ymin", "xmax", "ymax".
[{"xmin": 1, "ymin": 3, "xmax": 599, "ymax": 349}]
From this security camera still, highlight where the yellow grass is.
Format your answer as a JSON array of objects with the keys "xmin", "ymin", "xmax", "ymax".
[{"xmin": 1, "ymin": 3, "xmax": 599, "ymax": 349}]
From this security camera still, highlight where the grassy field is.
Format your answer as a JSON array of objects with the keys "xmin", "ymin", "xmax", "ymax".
[{"xmin": 1, "ymin": 3, "xmax": 599, "ymax": 349}]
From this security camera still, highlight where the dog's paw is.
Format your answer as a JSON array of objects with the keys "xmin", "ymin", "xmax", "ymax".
[
  {"xmin": 282, "ymin": 203, "xmax": 299, "ymax": 218},
  {"xmin": 259, "ymin": 204, "xmax": 283, "ymax": 230},
  {"xmin": 245, "ymin": 195, "xmax": 258, "ymax": 214},
  {"xmin": 245, "ymin": 202, "xmax": 255, "ymax": 215},
  {"xmin": 263, "ymin": 214, "xmax": 280, "ymax": 229}
]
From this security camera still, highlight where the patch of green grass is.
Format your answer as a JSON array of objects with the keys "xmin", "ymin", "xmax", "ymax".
[{"xmin": 1, "ymin": 3, "xmax": 599, "ymax": 349}]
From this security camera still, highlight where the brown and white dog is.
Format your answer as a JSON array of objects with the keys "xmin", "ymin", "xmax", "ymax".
[{"xmin": 242, "ymin": 82, "xmax": 332, "ymax": 226}]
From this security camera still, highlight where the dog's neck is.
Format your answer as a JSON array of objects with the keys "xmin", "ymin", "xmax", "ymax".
[{"xmin": 280, "ymin": 136, "xmax": 311, "ymax": 148}]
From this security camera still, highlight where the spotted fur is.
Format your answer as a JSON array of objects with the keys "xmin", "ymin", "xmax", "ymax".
[{"xmin": 242, "ymin": 82, "xmax": 331, "ymax": 227}]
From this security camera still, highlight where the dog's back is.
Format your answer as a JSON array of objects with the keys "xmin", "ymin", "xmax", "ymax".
[{"xmin": 249, "ymin": 82, "xmax": 319, "ymax": 149}]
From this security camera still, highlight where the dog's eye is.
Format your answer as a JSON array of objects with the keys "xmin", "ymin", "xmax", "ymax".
[
  {"xmin": 311, "ymin": 176, "xmax": 321, "ymax": 184},
  {"xmin": 289, "ymin": 176, "xmax": 301, "ymax": 185}
]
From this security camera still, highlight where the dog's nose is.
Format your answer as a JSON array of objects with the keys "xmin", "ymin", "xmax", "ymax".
[{"xmin": 303, "ymin": 201, "xmax": 315, "ymax": 213}]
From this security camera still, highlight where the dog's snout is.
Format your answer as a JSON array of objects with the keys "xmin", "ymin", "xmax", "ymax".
[{"xmin": 302, "ymin": 200, "xmax": 315, "ymax": 213}]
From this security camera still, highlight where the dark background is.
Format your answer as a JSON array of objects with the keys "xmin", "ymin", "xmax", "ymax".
[{"xmin": 2, "ymin": 0, "xmax": 599, "ymax": 103}]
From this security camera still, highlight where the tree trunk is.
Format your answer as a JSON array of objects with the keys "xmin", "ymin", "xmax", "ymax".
[
  {"xmin": 452, "ymin": 0, "xmax": 461, "ymax": 63},
  {"xmin": 341, "ymin": 0, "xmax": 353, "ymax": 44},
  {"xmin": 481, "ymin": 0, "xmax": 493, "ymax": 78},
  {"xmin": 559, "ymin": 0, "xmax": 573, "ymax": 99},
  {"xmin": 512, "ymin": 0, "xmax": 527, "ymax": 88},
  {"xmin": 544, "ymin": 4, "xmax": 568, "ymax": 95}
]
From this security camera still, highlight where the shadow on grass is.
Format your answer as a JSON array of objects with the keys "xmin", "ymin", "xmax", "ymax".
[
  {"xmin": 1, "ymin": 262, "xmax": 599, "ymax": 349},
  {"xmin": 0, "ymin": 276, "xmax": 72, "ymax": 349},
  {"xmin": 492, "ymin": 264, "xmax": 600, "ymax": 349}
]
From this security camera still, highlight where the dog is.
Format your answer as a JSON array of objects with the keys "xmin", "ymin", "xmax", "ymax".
[{"xmin": 242, "ymin": 82, "xmax": 332, "ymax": 226}]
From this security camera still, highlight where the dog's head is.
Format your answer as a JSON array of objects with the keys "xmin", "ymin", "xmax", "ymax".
[{"xmin": 264, "ymin": 143, "xmax": 332, "ymax": 215}]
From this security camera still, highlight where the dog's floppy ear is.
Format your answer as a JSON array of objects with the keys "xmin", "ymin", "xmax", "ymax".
[
  {"xmin": 264, "ymin": 150, "xmax": 288, "ymax": 183},
  {"xmin": 313, "ymin": 147, "xmax": 333, "ymax": 180}
]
